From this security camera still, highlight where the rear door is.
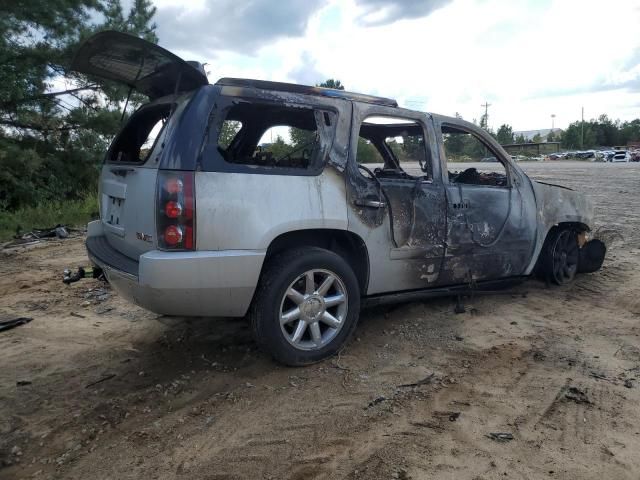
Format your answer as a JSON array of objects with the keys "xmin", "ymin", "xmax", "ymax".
[{"xmin": 71, "ymin": 31, "xmax": 208, "ymax": 259}]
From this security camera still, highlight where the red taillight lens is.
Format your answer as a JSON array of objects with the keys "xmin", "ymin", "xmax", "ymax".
[
  {"xmin": 165, "ymin": 201, "xmax": 182, "ymax": 218},
  {"xmin": 157, "ymin": 171, "xmax": 195, "ymax": 250},
  {"xmin": 164, "ymin": 225, "xmax": 183, "ymax": 246}
]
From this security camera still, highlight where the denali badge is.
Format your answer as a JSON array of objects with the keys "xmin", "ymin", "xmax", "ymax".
[{"xmin": 136, "ymin": 232, "xmax": 153, "ymax": 242}]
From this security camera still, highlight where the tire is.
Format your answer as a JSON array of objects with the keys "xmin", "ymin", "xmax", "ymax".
[
  {"xmin": 251, "ymin": 247, "xmax": 361, "ymax": 366},
  {"xmin": 537, "ymin": 228, "xmax": 579, "ymax": 285}
]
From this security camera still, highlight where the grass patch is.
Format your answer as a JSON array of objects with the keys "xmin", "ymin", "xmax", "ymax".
[{"xmin": 0, "ymin": 193, "xmax": 99, "ymax": 242}]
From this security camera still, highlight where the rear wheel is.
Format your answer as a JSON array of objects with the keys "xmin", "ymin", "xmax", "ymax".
[
  {"xmin": 251, "ymin": 247, "xmax": 360, "ymax": 366},
  {"xmin": 538, "ymin": 228, "xmax": 579, "ymax": 285}
]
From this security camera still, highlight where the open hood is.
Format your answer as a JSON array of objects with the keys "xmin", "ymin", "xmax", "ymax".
[{"xmin": 71, "ymin": 31, "xmax": 208, "ymax": 99}]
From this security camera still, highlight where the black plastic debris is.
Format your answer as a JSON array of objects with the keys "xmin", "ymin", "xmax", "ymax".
[
  {"xmin": 367, "ymin": 396, "xmax": 387, "ymax": 408},
  {"xmin": 0, "ymin": 317, "xmax": 33, "ymax": 333},
  {"xmin": 398, "ymin": 373, "xmax": 435, "ymax": 388},
  {"xmin": 487, "ymin": 432, "xmax": 514, "ymax": 442},
  {"xmin": 565, "ymin": 386, "xmax": 592, "ymax": 404}
]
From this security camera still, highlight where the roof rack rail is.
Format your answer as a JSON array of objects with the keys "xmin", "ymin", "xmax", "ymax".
[{"xmin": 215, "ymin": 77, "xmax": 398, "ymax": 107}]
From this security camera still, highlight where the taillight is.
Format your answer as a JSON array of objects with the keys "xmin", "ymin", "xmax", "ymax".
[{"xmin": 157, "ymin": 171, "xmax": 195, "ymax": 250}]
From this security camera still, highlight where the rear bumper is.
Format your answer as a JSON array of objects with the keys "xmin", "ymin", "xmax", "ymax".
[{"xmin": 86, "ymin": 222, "xmax": 265, "ymax": 317}]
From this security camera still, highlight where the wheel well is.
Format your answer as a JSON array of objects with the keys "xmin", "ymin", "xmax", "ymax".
[
  {"xmin": 265, "ymin": 229, "xmax": 369, "ymax": 293},
  {"xmin": 546, "ymin": 222, "xmax": 590, "ymax": 239},
  {"xmin": 534, "ymin": 222, "xmax": 589, "ymax": 274}
]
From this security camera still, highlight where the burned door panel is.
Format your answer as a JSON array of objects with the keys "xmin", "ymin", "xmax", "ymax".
[
  {"xmin": 346, "ymin": 104, "xmax": 447, "ymax": 294},
  {"xmin": 433, "ymin": 115, "xmax": 538, "ymax": 284}
]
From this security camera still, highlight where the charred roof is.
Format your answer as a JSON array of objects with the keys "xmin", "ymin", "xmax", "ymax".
[{"xmin": 215, "ymin": 77, "xmax": 398, "ymax": 108}]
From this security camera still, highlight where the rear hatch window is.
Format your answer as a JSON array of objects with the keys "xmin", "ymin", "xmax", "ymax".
[{"xmin": 109, "ymin": 103, "xmax": 172, "ymax": 164}]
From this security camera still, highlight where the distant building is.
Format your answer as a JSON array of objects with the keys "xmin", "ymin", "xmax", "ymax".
[{"xmin": 514, "ymin": 128, "xmax": 563, "ymax": 141}]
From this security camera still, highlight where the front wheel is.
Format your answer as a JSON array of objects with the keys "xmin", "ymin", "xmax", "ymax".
[
  {"xmin": 251, "ymin": 247, "xmax": 361, "ymax": 366},
  {"xmin": 538, "ymin": 228, "xmax": 579, "ymax": 285}
]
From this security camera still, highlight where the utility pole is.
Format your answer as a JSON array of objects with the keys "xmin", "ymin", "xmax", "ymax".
[
  {"xmin": 551, "ymin": 114, "xmax": 555, "ymax": 130},
  {"xmin": 481, "ymin": 101, "xmax": 491, "ymax": 129},
  {"xmin": 580, "ymin": 107, "xmax": 584, "ymax": 150}
]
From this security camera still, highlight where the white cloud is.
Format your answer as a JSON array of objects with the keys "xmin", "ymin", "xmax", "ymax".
[{"xmin": 152, "ymin": 0, "xmax": 640, "ymax": 130}]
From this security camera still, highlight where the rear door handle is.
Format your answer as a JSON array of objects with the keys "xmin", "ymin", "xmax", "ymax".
[{"xmin": 355, "ymin": 199, "xmax": 387, "ymax": 208}]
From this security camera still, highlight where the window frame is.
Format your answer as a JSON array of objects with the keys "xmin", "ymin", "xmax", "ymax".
[
  {"xmin": 354, "ymin": 113, "xmax": 435, "ymax": 183},
  {"xmin": 438, "ymin": 121, "xmax": 513, "ymax": 189},
  {"xmin": 107, "ymin": 102, "xmax": 173, "ymax": 165},
  {"xmin": 204, "ymin": 99, "xmax": 338, "ymax": 177}
]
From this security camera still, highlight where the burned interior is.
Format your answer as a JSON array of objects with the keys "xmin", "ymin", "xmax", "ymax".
[
  {"xmin": 216, "ymin": 102, "xmax": 335, "ymax": 170},
  {"xmin": 356, "ymin": 119, "xmax": 431, "ymax": 179},
  {"xmin": 441, "ymin": 125, "xmax": 508, "ymax": 187}
]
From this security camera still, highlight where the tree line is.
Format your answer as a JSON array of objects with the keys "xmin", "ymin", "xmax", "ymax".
[
  {"xmin": 494, "ymin": 115, "xmax": 640, "ymax": 149},
  {"xmin": 0, "ymin": 0, "xmax": 157, "ymax": 211}
]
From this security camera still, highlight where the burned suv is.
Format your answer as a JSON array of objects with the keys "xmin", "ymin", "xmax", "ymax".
[{"xmin": 73, "ymin": 32, "xmax": 604, "ymax": 366}]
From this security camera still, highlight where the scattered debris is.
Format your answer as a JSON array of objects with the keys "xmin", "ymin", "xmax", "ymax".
[
  {"xmin": 487, "ymin": 432, "xmax": 514, "ymax": 442},
  {"xmin": 398, "ymin": 373, "xmax": 435, "ymax": 388},
  {"xmin": 2, "ymin": 224, "xmax": 80, "ymax": 249},
  {"xmin": 589, "ymin": 371, "xmax": 611, "ymax": 382},
  {"xmin": 532, "ymin": 350, "xmax": 546, "ymax": 362},
  {"xmin": 70, "ymin": 312, "xmax": 86, "ymax": 319},
  {"xmin": 63, "ymin": 266, "xmax": 104, "ymax": 285},
  {"xmin": 410, "ymin": 421, "xmax": 444, "ymax": 432},
  {"xmin": 601, "ymin": 445, "xmax": 616, "ymax": 457},
  {"xmin": 391, "ymin": 468, "xmax": 410, "ymax": 479},
  {"xmin": 85, "ymin": 374, "xmax": 116, "ymax": 389},
  {"xmin": 565, "ymin": 386, "xmax": 592, "ymax": 405},
  {"xmin": 624, "ymin": 379, "xmax": 635, "ymax": 389},
  {"xmin": 434, "ymin": 411, "xmax": 461, "ymax": 422},
  {"xmin": 0, "ymin": 316, "xmax": 33, "ymax": 333},
  {"xmin": 95, "ymin": 306, "xmax": 114, "ymax": 315},
  {"xmin": 55, "ymin": 226, "xmax": 69, "ymax": 239},
  {"xmin": 367, "ymin": 396, "xmax": 387, "ymax": 408},
  {"xmin": 16, "ymin": 380, "xmax": 32, "ymax": 387}
]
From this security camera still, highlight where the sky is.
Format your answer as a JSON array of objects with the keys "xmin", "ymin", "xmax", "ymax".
[{"xmin": 149, "ymin": 0, "xmax": 640, "ymax": 131}]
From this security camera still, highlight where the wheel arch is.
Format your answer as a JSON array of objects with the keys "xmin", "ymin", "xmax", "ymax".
[
  {"xmin": 263, "ymin": 228, "xmax": 370, "ymax": 294},
  {"xmin": 533, "ymin": 221, "xmax": 589, "ymax": 274}
]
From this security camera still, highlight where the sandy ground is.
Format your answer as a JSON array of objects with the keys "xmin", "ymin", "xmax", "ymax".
[{"xmin": 1, "ymin": 161, "xmax": 639, "ymax": 480}]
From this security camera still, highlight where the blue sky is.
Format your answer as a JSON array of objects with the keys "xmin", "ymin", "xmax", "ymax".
[{"xmin": 151, "ymin": 0, "xmax": 640, "ymax": 131}]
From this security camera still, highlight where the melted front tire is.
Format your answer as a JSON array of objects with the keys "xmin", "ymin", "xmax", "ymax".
[{"xmin": 537, "ymin": 228, "xmax": 579, "ymax": 285}]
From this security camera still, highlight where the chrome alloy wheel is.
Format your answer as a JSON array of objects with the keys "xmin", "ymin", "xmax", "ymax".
[{"xmin": 279, "ymin": 269, "xmax": 348, "ymax": 351}]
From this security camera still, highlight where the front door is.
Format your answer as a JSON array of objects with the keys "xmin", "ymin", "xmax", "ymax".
[
  {"xmin": 434, "ymin": 117, "xmax": 537, "ymax": 284},
  {"xmin": 346, "ymin": 105, "xmax": 447, "ymax": 294}
]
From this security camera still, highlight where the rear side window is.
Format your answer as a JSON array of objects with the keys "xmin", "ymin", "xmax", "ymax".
[
  {"xmin": 216, "ymin": 102, "xmax": 336, "ymax": 172},
  {"xmin": 108, "ymin": 104, "xmax": 172, "ymax": 164}
]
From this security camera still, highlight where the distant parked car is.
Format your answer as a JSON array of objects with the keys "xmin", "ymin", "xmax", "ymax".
[
  {"xmin": 481, "ymin": 156, "xmax": 497, "ymax": 162},
  {"xmin": 630, "ymin": 150, "xmax": 640, "ymax": 162},
  {"xmin": 611, "ymin": 151, "xmax": 630, "ymax": 162}
]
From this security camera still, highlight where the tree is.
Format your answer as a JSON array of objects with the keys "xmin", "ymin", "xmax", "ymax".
[
  {"xmin": 287, "ymin": 79, "xmax": 345, "ymax": 151},
  {"xmin": 532, "ymin": 133, "xmax": 542, "ymax": 143},
  {"xmin": 317, "ymin": 79, "xmax": 345, "ymax": 90},
  {"xmin": 219, "ymin": 120, "xmax": 241, "ymax": 149},
  {"xmin": 0, "ymin": 0, "xmax": 157, "ymax": 210},
  {"xmin": 496, "ymin": 124, "xmax": 514, "ymax": 145},
  {"xmin": 547, "ymin": 130, "xmax": 555, "ymax": 142},
  {"xmin": 264, "ymin": 135, "xmax": 291, "ymax": 159}
]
